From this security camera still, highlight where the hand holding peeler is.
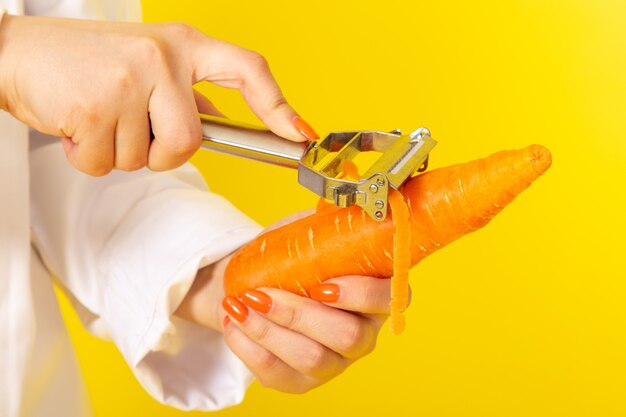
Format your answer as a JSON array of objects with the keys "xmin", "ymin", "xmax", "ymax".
[{"xmin": 199, "ymin": 114, "xmax": 437, "ymax": 222}]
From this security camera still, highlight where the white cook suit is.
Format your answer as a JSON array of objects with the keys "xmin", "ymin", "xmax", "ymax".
[{"xmin": 0, "ymin": 1, "xmax": 263, "ymax": 416}]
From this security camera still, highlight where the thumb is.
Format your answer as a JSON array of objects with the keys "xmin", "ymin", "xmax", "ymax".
[{"xmin": 190, "ymin": 37, "xmax": 319, "ymax": 141}]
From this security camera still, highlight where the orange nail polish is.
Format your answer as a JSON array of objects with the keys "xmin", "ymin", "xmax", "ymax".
[
  {"xmin": 241, "ymin": 290, "xmax": 273, "ymax": 314},
  {"xmin": 292, "ymin": 116, "xmax": 320, "ymax": 140},
  {"xmin": 222, "ymin": 297, "xmax": 249, "ymax": 323},
  {"xmin": 309, "ymin": 283, "xmax": 340, "ymax": 303}
]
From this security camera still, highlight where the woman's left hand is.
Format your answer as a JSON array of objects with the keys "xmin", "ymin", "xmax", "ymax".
[
  {"xmin": 220, "ymin": 275, "xmax": 396, "ymax": 393},
  {"xmin": 175, "ymin": 210, "xmax": 404, "ymax": 393}
]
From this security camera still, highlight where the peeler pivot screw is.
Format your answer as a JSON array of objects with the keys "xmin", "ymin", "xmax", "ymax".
[
  {"xmin": 375, "ymin": 200, "xmax": 384, "ymax": 209},
  {"xmin": 369, "ymin": 184, "xmax": 379, "ymax": 193},
  {"xmin": 377, "ymin": 178, "xmax": 385, "ymax": 187},
  {"xmin": 375, "ymin": 211, "xmax": 384, "ymax": 220}
]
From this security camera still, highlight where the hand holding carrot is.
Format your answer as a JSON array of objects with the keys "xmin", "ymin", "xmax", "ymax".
[
  {"xmin": 176, "ymin": 213, "xmax": 397, "ymax": 393},
  {"xmin": 220, "ymin": 275, "xmax": 397, "ymax": 393}
]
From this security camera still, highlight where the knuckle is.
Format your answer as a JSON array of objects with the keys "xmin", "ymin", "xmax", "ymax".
[
  {"xmin": 109, "ymin": 64, "xmax": 135, "ymax": 92},
  {"xmin": 68, "ymin": 100, "xmax": 100, "ymax": 126},
  {"xmin": 134, "ymin": 35, "xmax": 169, "ymax": 66},
  {"xmin": 171, "ymin": 131, "xmax": 201, "ymax": 156},
  {"xmin": 363, "ymin": 281, "xmax": 381, "ymax": 306},
  {"xmin": 255, "ymin": 350, "xmax": 280, "ymax": 374},
  {"xmin": 157, "ymin": 127, "xmax": 201, "ymax": 159},
  {"xmin": 283, "ymin": 304, "xmax": 303, "ymax": 329},
  {"xmin": 299, "ymin": 345, "xmax": 327, "ymax": 375},
  {"xmin": 363, "ymin": 279, "xmax": 389, "ymax": 313},
  {"xmin": 67, "ymin": 141, "xmax": 114, "ymax": 178},
  {"xmin": 268, "ymin": 94, "xmax": 289, "ymax": 113},
  {"xmin": 335, "ymin": 318, "xmax": 372, "ymax": 357},
  {"xmin": 249, "ymin": 321, "xmax": 272, "ymax": 344},
  {"xmin": 243, "ymin": 50, "xmax": 270, "ymax": 73},
  {"xmin": 163, "ymin": 21, "xmax": 198, "ymax": 40},
  {"xmin": 81, "ymin": 108, "xmax": 101, "ymax": 126}
]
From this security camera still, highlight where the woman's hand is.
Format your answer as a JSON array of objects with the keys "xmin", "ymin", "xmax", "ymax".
[
  {"xmin": 175, "ymin": 210, "xmax": 402, "ymax": 393},
  {"xmin": 0, "ymin": 15, "xmax": 318, "ymax": 175},
  {"xmin": 221, "ymin": 277, "xmax": 394, "ymax": 393},
  {"xmin": 176, "ymin": 256, "xmax": 396, "ymax": 393}
]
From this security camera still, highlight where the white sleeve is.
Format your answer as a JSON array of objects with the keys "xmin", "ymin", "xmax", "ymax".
[{"xmin": 29, "ymin": 133, "xmax": 263, "ymax": 411}]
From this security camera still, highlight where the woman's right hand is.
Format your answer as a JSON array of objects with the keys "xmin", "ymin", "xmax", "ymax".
[{"xmin": 0, "ymin": 14, "xmax": 318, "ymax": 175}]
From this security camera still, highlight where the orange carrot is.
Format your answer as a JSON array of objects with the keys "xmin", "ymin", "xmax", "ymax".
[{"xmin": 224, "ymin": 145, "xmax": 552, "ymax": 330}]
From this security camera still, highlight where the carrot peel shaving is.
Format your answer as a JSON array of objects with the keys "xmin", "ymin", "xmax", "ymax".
[{"xmin": 388, "ymin": 188, "xmax": 411, "ymax": 335}]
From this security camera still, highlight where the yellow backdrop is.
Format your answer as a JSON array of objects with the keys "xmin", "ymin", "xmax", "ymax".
[{"xmin": 56, "ymin": 1, "xmax": 626, "ymax": 416}]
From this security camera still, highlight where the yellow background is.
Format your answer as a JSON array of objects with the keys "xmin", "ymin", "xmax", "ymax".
[{"xmin": 56, "ymin": 0, "xmax": 626, "ymax": 416}]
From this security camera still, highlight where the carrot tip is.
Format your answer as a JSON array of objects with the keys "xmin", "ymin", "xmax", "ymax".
[{"xmin": 527, "ymin": 144, "xmax": 552, "ymax": 176}]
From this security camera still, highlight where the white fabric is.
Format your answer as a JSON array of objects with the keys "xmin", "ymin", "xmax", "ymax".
[{"xmin": 0, "ymin": 1, "xmax": 262, "ymax": 416}]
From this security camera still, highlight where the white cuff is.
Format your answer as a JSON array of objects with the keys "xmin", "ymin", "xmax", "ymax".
[{"xmin": 96, "ymin": 187, "xmax": 262, "ymax": 410}]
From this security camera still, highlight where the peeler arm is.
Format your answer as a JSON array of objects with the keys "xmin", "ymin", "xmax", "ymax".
[{"xmin": 199, "ymin": 114, "xmax": 310, "ymax": 169}]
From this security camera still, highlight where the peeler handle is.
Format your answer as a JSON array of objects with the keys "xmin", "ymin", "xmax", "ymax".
[{"xmin": 199, "ymin": 114, "xmax": 310, "ymax": 169}]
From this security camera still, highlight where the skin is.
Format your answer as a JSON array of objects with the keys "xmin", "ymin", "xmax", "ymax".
[{"xmin": 0, "ymin": 14, "xmax": 307, "ymax": 175}]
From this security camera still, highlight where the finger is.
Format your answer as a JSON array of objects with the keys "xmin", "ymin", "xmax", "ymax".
[
  {"xmin": 223, "ymin": 318, "xmax": 321, "ymax": 394},
  {"xmin": 222, "ymin": 297, "xmax": 346, "ymax": 379},
  {"xmin": 240, "ymin": 289, "xmax": 378, "ymax": 359},
  {"xmin": 193, "ymin": 89, "xmax": 225, "ymax": 117},
  {"xmin": 147, "ymin": 81, "xmax": 202, "ymax": 171},
  {"xmin": 63, "ymin": 121, "xmax": 115, "ymax": 176},
  {"xmin": 190, "ymin": 39, "xmax": 318, "ymax": 141},
  {"xmin": 114, "ymin": 110, "xmax": 150, "ymax": 171},
  {"xmin": 309, "ymin": 276, "xmax": 410, "ymax": 316}
]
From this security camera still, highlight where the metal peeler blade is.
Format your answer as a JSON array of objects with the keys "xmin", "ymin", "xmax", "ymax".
[{"xmin": 199, "ymin": 114, "xmax": 436, "ymax": 221}]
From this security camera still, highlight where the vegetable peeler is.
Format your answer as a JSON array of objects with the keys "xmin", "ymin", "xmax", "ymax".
[{"xmin": 199, "ymin": 114, "xmax": 437, "ymax": 222}]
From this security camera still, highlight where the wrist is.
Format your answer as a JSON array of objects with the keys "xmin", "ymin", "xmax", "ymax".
[{"xmin": 175, "ymin": 255, "xmax": 233, "ymax": 332}]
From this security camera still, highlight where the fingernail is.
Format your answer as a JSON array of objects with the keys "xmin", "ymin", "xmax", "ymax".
[
  {"xmin": 222, "ymin": 297, "xmax": 249, "ymax": 323},
  {"xmin": 223, "ymin": 316, "xmax": 230, "ymax": 328},
  {"xmin": 309, "ymin": 283, "xmax": 340, "ymax": 303},
  {"xmin": 292, "ymin": 116, "xmax": 320, "ymax": 140},
  {"xmin": 241, "ymin": 290, "xmax": 273, "ymax": 314}
]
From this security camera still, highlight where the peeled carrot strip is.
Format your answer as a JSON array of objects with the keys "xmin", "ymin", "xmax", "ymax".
[
  {"xmin": 225, "ymin": 145, "xmax": 553, "ymax": 334},
  {"xmin": 387, "ymin": 188, "xmax": 411, "ymax": 334}
]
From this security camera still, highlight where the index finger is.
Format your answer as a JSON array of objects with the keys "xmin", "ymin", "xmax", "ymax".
[
  {"xmin": 189, "ymin": 36, "xmax": 317, "ymax": 141},
  {"xmin": 309, "ymin": 275, "xmax": 410, "ymax": 316}
]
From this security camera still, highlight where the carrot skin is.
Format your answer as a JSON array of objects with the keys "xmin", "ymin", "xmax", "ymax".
[{"xmin": 224, "ymin": 145, "xmax": 552, "ymax": 298}]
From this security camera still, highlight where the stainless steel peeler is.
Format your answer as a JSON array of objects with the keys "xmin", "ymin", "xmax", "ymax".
[{"xmin": 199, "ymin": 114, "xmax": 437, "ymax": 222}]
